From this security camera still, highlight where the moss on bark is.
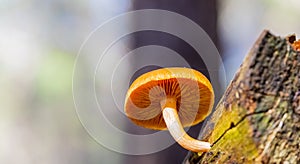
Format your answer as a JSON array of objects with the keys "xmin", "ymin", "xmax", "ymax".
[{"xmin": 185, "ymin": 31, "xmax": 300, "ymax": 164}]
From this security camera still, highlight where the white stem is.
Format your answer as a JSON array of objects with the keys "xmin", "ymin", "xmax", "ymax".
[{"xmin": 162, "ymin": 107, "xmax": 211, "ymax": 152}]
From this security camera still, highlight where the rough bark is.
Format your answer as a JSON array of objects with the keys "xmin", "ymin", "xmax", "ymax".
[{"xmin": 184, "ymin": 30, "xmax": 300, "ymax": 164}]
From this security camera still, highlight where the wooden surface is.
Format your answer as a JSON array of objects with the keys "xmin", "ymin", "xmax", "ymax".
[{"xmin": 184, "ymin": 30, "xmax": 300, "ymax": 163}]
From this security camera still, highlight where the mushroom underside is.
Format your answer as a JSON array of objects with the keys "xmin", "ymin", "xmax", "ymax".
[{"xmin": 125, "ymin": 78, "xmax": 213, "ymax": 130}]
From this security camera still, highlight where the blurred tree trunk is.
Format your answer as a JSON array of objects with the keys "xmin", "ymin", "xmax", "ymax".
[
  {"xmin": 185, "ymin": 31, "xmax": 300, "ymax": 163},
  {"xmin": 125, "ymin": 0, "xmax": 221, "ymax": 163}
]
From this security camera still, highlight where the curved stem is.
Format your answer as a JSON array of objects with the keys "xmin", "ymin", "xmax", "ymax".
[{"xmin": 161, "ymin": 97, "xmax": 211, "ymax": 152}]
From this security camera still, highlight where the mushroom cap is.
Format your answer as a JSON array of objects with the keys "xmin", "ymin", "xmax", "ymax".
[{"xmin": 124, "ymin": 67, "xmax": 214, "ymax": 130}]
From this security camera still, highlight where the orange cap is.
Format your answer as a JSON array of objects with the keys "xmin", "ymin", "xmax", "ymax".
[{"xmin": 125, "ymin": 67, "xmax": 214, "ymax": 130}]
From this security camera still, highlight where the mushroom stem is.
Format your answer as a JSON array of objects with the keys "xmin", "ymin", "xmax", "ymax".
[{"xmin": 161, "ymin": 97, "xmax": 211, "ymax": 152}]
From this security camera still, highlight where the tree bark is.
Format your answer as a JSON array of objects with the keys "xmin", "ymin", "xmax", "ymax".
[{"xmin": 185, "ymin": 30, "xmax": 300, "ymax": 164}]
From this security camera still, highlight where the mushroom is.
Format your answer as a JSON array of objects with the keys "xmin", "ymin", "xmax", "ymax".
[
  {"xmin": 124, "ymin": 67, "xmax": 214, "ymax": 152},
  {"xmin": 292, "ymin": 39, "xmax": 300, "ymax": 51}
]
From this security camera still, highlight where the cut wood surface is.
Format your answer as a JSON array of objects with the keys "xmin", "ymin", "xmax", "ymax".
[{"xmin": 184, "ymin": 30, "xmax": 300, "ymax": 164}]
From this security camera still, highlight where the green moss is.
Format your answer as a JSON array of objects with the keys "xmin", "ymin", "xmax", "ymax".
[
  {"xmin": 201, "ymin": 105, "xmax": 259, "ymax": 163},
  {"xmin": 216, "ymin": 120, "xmax": 259, "ymax": 162},
  {"xmin": 209, "ymin": 104, "xmax": 245, "ymax": 143}
]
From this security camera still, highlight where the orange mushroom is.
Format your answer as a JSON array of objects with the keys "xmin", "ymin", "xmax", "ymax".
[
  {"xmin": 292, "ymin": 39, "xmax": 300, "ymax": 51},
  {"xmin": 124, "ymin": 67, "xmax": 214, "ymax": 152}
]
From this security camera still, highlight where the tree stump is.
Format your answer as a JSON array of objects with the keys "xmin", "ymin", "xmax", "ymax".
[{"xmin": 185, "ymin": 30, "xmax": 300, "ymax": 164}]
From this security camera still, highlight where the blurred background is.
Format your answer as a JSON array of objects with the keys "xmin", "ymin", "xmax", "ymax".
[{"xmin": 1, "ymin": 0, "xmax": 300, "ymax": 163}]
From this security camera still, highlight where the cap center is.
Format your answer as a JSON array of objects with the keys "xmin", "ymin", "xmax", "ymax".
[{"xmin": 160, "ymin": 96, "xmax": 177, "ymax": 110}]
